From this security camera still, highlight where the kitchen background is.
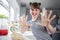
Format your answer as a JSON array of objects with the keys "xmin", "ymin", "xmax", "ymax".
[{"xmin": 0, "ymin": 0, "xmax": 60, "ymax": 40}]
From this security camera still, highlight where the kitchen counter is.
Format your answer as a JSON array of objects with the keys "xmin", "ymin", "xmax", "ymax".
[{"xmin": 0, "ymin": 28, "xmax": 36, "ymax": 40}]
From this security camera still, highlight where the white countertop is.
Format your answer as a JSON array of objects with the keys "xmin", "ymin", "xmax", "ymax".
[{"xmin": 0, "ymin": 28, "xmax": 36, "ymax": 40}]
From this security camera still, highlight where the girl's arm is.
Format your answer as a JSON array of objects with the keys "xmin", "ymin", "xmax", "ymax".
[{"xmin": 46, "ymin": 24, "xmax": 56, "ymax": 33}]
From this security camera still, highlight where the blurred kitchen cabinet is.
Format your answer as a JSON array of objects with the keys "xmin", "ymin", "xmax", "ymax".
[{"xmin": 20, "ymin": 6, "xmax": 27, "ymax": 16}]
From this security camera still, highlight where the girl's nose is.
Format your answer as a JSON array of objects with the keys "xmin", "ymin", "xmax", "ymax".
[{"xmin": 33, "ymin": 10, "xmax": 36, "ymax": 13}]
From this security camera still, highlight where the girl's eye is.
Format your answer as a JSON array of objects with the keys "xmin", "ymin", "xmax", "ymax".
[
  {"xmin": 31, "ymin": 9, "xmax": 34, "ymax": 11},
  {"xmin": 36, "ymin": 9, "xmax": 37, "ymax": 11}
]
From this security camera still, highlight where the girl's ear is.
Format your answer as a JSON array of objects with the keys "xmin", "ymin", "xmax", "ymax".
[
  {"xmin": 38, "ymin": 3, "xmax": 41, "ymax": 6},
  {"xmin": 30, "ymin": 2, "xmax": 32, "ymax": 5}
]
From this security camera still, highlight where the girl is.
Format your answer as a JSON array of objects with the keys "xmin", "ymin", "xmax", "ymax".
[{"xmin": 18, "ymin": 2, "xmax": 56, "ymax": 40}]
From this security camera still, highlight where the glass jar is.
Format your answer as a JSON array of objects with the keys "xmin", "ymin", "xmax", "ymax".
[{"xmin": 0, "ymin": 18, "xmax": 8, "ymax": 35}]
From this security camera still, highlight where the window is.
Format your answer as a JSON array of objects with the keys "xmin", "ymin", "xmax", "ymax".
[
  {"xmin": 10, "ymin": 7, "xmax": 14, "ymax": 21},
  {"xmin": 1, "ymin": 0, "xmax": 9, "ymax": 7},
  {"xmin": 0, "ymin": 5, "xmax": 9, "ymax": 18},
  {"xmin": 0, "ymin": 5, "xmax": 9, "ymax": 29}
]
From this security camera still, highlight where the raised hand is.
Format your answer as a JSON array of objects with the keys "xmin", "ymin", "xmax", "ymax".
[
  {"xmin": 18, "ymin": 15, "xmax": 28, "ymax": 33},
  {"xmin": 37, "ymin": 9, "xmax": 56, "ymax": 27},
  {"xmin": 18, "ymin": 15, "xmax": 28, "ymax": 27}
]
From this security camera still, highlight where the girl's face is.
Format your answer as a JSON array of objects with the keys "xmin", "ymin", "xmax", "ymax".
[{"xmin": 30, "ymin": 8, "xmax": 40, "ymax": 17}]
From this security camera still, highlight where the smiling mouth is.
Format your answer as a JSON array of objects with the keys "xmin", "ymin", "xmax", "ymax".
[{"xmin": 32, "ymin": 13, "xmax": 37, "ymax": 16}]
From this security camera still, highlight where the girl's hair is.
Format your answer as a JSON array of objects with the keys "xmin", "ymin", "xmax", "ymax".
[{"xmin": 29, "ymin": 2, "xmax": 41, "ymax": 9}]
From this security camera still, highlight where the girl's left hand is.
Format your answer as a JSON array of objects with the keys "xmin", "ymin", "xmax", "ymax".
[{"xmin": 36, "ymin": 9, "xmax": 56, "ymax": 27}]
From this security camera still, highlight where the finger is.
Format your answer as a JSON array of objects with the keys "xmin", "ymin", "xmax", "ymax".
[
  {"xmin": 41, "ymin": 16, "xmax": 44, "ymax": 21},
  {"xmin": 50, "ymin": 15, "xmax": 56, "ymax": 21},
  {"xmin": 18, "ymin": 16, "xmax": 21, "ymax": 21},
  {"xmin": 23, "ymin": 14, "xmax": 25, "ymax": 18},
  {"xmin": 18, "ymin": 16, "xmax": 20, "ymax": 19},
  {"xmin": 18, "ymin": 16, "xmax": 23, "ymax": 23},
  {"xmin": 41, "ymin": 16, "xmax": 47, "ymax": 22},
  {"xmin": 42, "ymin": 9, "xmax": 47, "ymax": 18},
  {"xmin": 25, "ymin": 15, "xmax": 28, "ymax": 21},
  {"xmin": 48, "ymin": 10, "xmax": 52, "ymax": 19},
  {"xmin": 22, "ymin": 14, "xmax": 25, "ymax": 21}
]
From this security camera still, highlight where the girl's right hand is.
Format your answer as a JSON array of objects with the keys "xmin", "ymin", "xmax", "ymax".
[
  {"xmin": 18, "ymin": 15, "xmax": 28, "ymax": 33},
  {"xmin": 18, "ymin": 15, "xmax": 28, "ymax": 27}
]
